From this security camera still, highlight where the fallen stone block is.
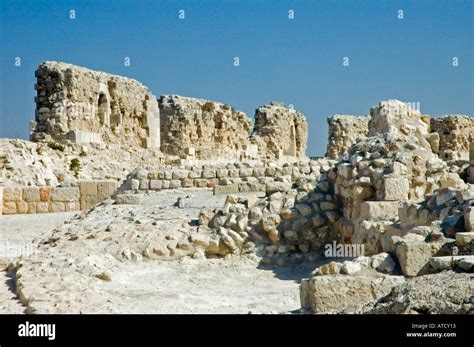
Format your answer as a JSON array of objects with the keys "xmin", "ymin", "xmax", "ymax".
[
  {"xmin": 456, "ymin": 232, "xmax": 474, "ymax": 247},
  {"xmin": 395, "ymin": 241, "xmax": 431, "ymax": 277},
  {"xmin": 213, "ymin": 184, "xmax": 239, "ymax": 195},
  {"xmin": 115, "ymin": 194, "xmax": 143, "ymax": 205},
  {"xmin": 300, "ymin": 273, "xmax": 405, "ymax": 313}
]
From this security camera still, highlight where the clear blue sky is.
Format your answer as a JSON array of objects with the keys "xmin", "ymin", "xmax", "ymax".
[{"xmin": 0, "ymin": 0, "xmax": 472, "ymax": 156}]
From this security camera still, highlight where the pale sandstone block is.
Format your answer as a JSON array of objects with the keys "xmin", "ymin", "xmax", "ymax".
[
  {"xmin": 3, "ymin": 202, "xmax": 17, "ymax": 214},
  {"xmin": 161, "ymin": 180, "xmax": 170, "ymax": 189},
  {"xmin": 36, "ymin": 202, "xmax": 49, "ymax": 213},
  {"xmin": 182, "ymin": 178, "xmax": 194, "ymax": 188},
  {"xmin": 80, "ymin": 181, "xmax": 97, "ymax": 196},
  {"xmin": 207, "ymin": 178, "xmax": 219, "ymax": 188},
  {"xmin": 172, "ymin": 170, "xmax": 188, "ymax": 180},
  {"xmin": 97, "ymin": 181, "xmax": 116, "ymax": 198},
  {"xmin": 139, "ymin": 179, "xmax": 149, "ymax": 190},
  {"xmin": 383, "ymin": 176, "xmax": 409, "ymax": 201},
  {"xmin": 239, "ymin": 168, "xmax": 253, "ymax": 177},
  {"xmin": 149, "ymin": 180, "xmax": 162, "ymax": 190},
  {"xmin": 66, "ymin": 201, "xmax": 80, "ymax": 211},
  {"xmin": 39, "ymin": 187, "xmax": 51, "ymax": 202},
  {"xmin": 50, "ymin": 202, "xmax": 66, "ymax": 212},
  {"xmin": 3, "ymin": 187, "xmax": 22, "ymax": 202},
  {"xmin": 16, "ymin": 201, "xmax": 28, "ymax": 214},
  {"xmin": 23, "ymin": 187, "xmax": 40, "ymax": 202},
  {"xmin": 169, "ymin": 180, "xmax": 181, "ymax": 189},
  {"xmin": 216, "ymin": 169, "xmax": 229, "ymax": 178},
  {"xmin": 27, "ymin": 202, "xmax": 37, "ymax": 214},
  {"xmin": 194, "ymin": 179, "xmax": 208, "ymax": 188},
  {"xmin": 51, "ymin": 187, "xmax": 80, "ymax": 202},
  {"xmin": 202, "ymin": 170, "xmax": 216, "ymax": 179}
]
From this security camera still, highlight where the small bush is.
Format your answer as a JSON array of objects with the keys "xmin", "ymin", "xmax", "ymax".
[
  {"xmin": 79, "ymin": 150, "xmax": 87, "ymax": 157},
  {"xmin": 48, "ymin": 141, "xmax": 65, "ymax": 152},
  {"xmin": 70, "ymin": 158, "xmax": 81, "ymax": 178}
]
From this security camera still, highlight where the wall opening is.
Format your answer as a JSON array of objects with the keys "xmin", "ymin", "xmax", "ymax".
[
  {"xmin": 98, "ymin": 93, "xmax": 110, "ymax": 127},
  {"xmin": 288, "ymin": 123, "xmax": 296, "ymax": 157}
]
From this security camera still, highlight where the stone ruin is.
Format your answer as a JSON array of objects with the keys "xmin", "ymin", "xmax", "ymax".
[
  {"xmin": 30, "ymin": 62, "xmax": 160, "ymax": 149},
  {"xmin": 1, "ymin": 61, "xmax": 474, "ymax": 315},
  {"xmin": 30, "ymin": 62, "xmax": 308, "ymax": 163}
]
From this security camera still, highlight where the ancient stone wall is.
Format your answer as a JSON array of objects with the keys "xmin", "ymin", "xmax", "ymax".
[
  {"xmin": 159, "ymin": 95, "xmax": 253, "ymax": 161},
  {"xmin": 123, "ymin": 159, "xmax": 331, "ymax": 195},
  {"xmin": 430, "ymin": 115, "xmax": 474, "ymax": 160},
  {"xmin": 30, "ymin": 62, "xmax": 160, "ymax": 149},
  {"xmin": 252, "ymin": 102, "xmax": 308, "ymax": 160},
  {"xmin": 326, "ymin": 115, "xmax": 369, "ymax": 159},
  {"xmin": 0, "ymin": 180, "xmax": 116, "ymax": 215}
]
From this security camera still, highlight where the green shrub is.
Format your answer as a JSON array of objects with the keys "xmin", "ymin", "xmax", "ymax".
[
  {"xmin": 70, "ymin": 158, "xmax": 81, "ymax": 178},
  {"xmin": 48, "ymin": 141, "xmax": 65, "ymax": 152}
]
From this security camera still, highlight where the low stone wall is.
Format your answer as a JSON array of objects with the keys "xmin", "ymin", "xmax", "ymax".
[
  {"xmin": 326, "ymin": 115, "xmax": 369, "ymax": 160},
  {"xmin": 0, "ymin": 180, "xmax": 117, "ymax": 215},
  {"xmin": 124, "ymin": 160, "xmax": 336, "ymax": 195}
]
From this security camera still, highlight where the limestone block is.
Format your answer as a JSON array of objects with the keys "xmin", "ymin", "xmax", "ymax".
[
  {"xmin": 149, "ymin": 180, "xmax": 162, "ymax": 190},
  {"xmin": 359, "ymin": 201, "xmax": 399, "ymax": 221},
  {"xmin": 0, "ymin": 187, "xmax": 2, "ymax": 215},
  {"xmin": 80, "ymin": 195, "xmax": 101, "ymax": 210},
  {"xmin": 465, "ymin": 207, "xmax": 474, "ymax": 232},
  {"xmin": 300, "ymin": 274, "xmax": 404, "ymax": 313},
  {"xmin": 3, "ymin": 202, "xmax": 17, "ymax": 214},
  {"xmin": 213, "ymin": 184, "xmax": 240, "ymax": 195},
  {"xmin": 51, "ymin": 187, "xmax": 80, "ymax": 202},
  {"xmin": 97, "ymin": 181, "xmax": 116, "ymax": 198},
  {"xmin": 239, "ymin": 168, "xmax": 253, "ymax": 177},
  {"xmin": 79, "ymin": 181, "xmax": 97, "ymax": 196},
  {"xmin": 50, "ymin": 202, "xmax": 66, "ymax": 212},
  {"xmin": 130, "ymin": 179, "xmax": 140, "ymax": 190},
  {"xmin": 216, "ymin": 169, "xmax": 229, "ymax": 178},
  {"xmin": 161, "ymin": 180, "xmax": 170, "ymax": 189},
  {"xmin": 22, "ymin": 187, "xmax": 40, "ymax": 202},
  {"xmin": 39, "ymin": 187, "xmax": 51, "ymax": 202},
  {"xmin": 456, "ymin": 232, "xmax": 474, "ymax": 247},
  {"xmin": 228, "ymin": 169, "xmax": 240, "ymax": 178},
  {"xmin": 202, "ymin": 170, "xmax": 216, "ymax": 179},
  {"xmin": 252, "ymin": 167, "xmax": 265, "ymax": 177},
  {"xmin": 396, "ymin": 241, "xmax": 431, "ymax": 277},
  {"xmin": 139, "ymin": 179, "xmax": 149, "ymax": 190},
  {"xmin": 169, "ymin": 180, "xmax": 182, "ymax": 189},
  {"xmin": 383, "ymin": 176, "xmax": 409, "ymax": 201},
  {"xmin": 194, "ymin": 179, "xmax": 208, "ymax": 188},
  {"xmin": 172, "ymin": 170, "xmax": 188, "ymax": 180},
  {"xmin": 182, "ymin": 178, "xmax": 194, "ymax": 188},
  {"xmin": 115, "ymin": 194, "xmax": 143, "ymax": 205},
  {"xmin": 188, "ymin": 170, "xmax": 202, "ymax": 179},
  {"xmin": 3, "ymin": 187, "xmax": 22, "ymax": 202},
  {"xmin": 206, "ymin": 178, "xmax": 219, "ymax": 188},
  {"xmin": 16, "ymin": 201, "xmax": 28, "ymax": 214},
  {"xmin": 27, "ymin": 202, "xmax": 37, "ymax": 214},
  {"xmin": 36, "ymin": 202, "xmax": 49, "ymax": 213}
]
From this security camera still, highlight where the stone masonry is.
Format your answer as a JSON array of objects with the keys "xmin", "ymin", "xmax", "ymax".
[
  {"xmin": 326, "ymin": 115, "xmax": 369, "ymax": 160},
  {"xmin": 30, "ymin": 62, "xmax": 160, "ymax": 149}
]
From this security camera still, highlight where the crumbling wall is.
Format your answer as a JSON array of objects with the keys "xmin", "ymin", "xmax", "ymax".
[
  {"xmin": 430, "ymin": 115, "xmax": 474, "ymax": 160},
  {"xmin": 30, "ymin": 61, "xmax": 160, "ymax": 149},
  {"xmin": 0, "ymin": 180, "xmax": 116, "ymax": 215},
  {"xmin": 326, "ymin": 115, "xmax": 369, "ymax": 159},
  {"xmin": 252, "ymin": 102, "xmax": 308, "ymax": 160},
  {"xmin": 159, "ymin": 95, "xmax": 253, "ymax": 160}
]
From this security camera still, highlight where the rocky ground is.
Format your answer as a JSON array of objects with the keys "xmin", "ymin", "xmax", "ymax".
[{"xmin": 1, "ymin": 189, "xmax": 316, "ymax": 314}]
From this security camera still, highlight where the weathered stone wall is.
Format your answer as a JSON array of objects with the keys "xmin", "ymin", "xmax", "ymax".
[
  {"xmin": 159, "ymin": 95, "xmax": 253, "ymax": 161},
  {"xmin": 0, "ymin": 180, "xmax": 116, "ymax": 215},
  {"xmin": 470, "ymin": 143, "xmax": 474, "ymax": 184},
  {"xmin": 430, "ymin": 115, "xmax": 474, "ymax": 160},
  {"xmin": 252, "ymin": 102, "xmax": 308, "ymax": 160},
  {"xmin": 326, "ymin": 115, "xmax": 369, "ymax": 159},
  {"xmin": 30, "ymin": 62, "xmax": 160, "ymax": 149},
  {"xmin": 124, "ymin": 160, "xmax": 331, "ymax": 195}
]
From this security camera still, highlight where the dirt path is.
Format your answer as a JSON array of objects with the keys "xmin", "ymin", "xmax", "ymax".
[{"xmin": 0, "ymin": 212, "xmax": 77, "ymax": 314}]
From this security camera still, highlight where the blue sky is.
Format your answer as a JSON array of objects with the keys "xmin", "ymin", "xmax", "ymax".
[{"xmin": 0, "ymin": 0, "xmax": 472, "ymax": 156}]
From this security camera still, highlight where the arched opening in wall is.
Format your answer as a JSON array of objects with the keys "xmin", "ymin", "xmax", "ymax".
[
  {"xmin": 98, "ymin": 93, "xmax": 110, "ymax": 127},
  {"xmin": 288, "ymin": 123, "xmax": 297, "ymax": 157}
]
